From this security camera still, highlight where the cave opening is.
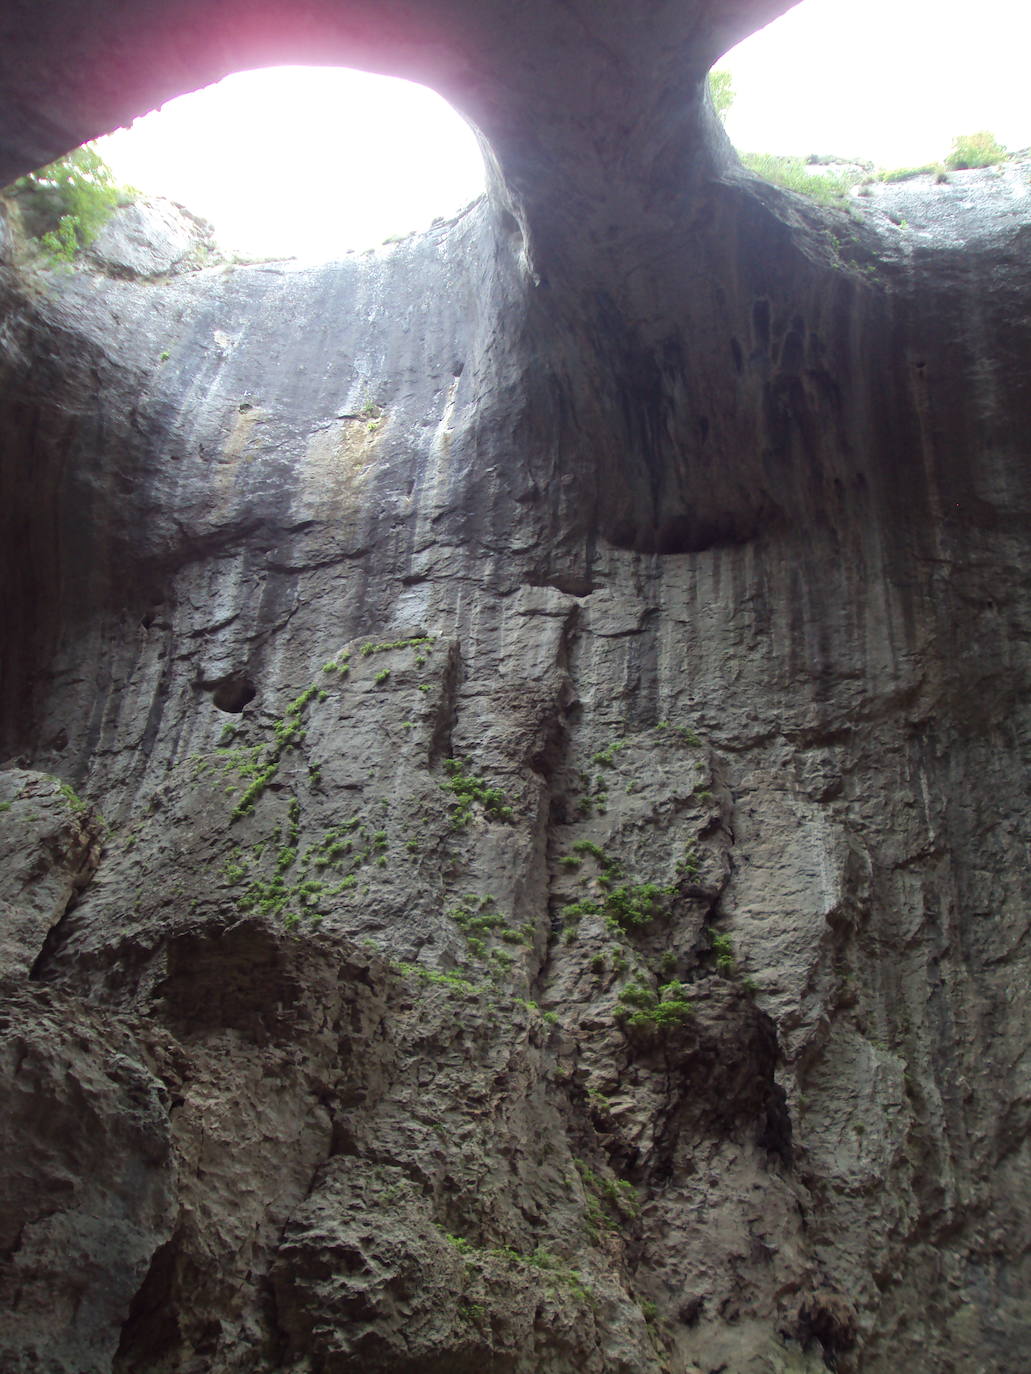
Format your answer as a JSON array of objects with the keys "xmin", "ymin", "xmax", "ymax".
[
  {"xmin": 717, "ymin": 0, "xmax": 1031, "ymax": 170},
  {"xmin": 94, "ymin": 65, "xmax": 488, "ymax": 262}
]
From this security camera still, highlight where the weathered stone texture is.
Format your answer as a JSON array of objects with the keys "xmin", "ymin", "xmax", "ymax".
[
  {"xmin": 0, "ymin": 10, "xmax": 1030, "ymax": 1370},
  {"xmin": 0, "ymin": 984, "xmax": 174, "ymax": 1373},
  {"xmin": 0, "ymin": 770, "xmax": 104, "ymax": 977}
]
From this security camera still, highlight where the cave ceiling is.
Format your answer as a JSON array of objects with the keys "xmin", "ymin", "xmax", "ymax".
[{"xmin": 0, "ymin": 0, "xmax": 800, "ymax": 210}]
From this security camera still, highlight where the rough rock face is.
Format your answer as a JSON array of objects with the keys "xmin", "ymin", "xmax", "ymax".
[
  {"xmin": 86, "ymin": 198, "xmax": 218, "ymax": 280},
  {"xmin": 0, "ymin": 770, "xmax": 104, "ymax": 977},
  {"xmin": 0, "ymin": 982, "xmax": 175, "ymax": 1374},
  {"xmin": 1, "ymin": 3, "xmax": 1030, "ymax": 1371}
]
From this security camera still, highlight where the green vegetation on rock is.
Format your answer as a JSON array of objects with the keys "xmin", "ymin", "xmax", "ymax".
[
  {"xmin": 711, "ymin": 928, "xmax": 735, "ymax": 976},
  {"xmin": 945, "ymin": 130, "xmax": 1006, "ymax": 169},
  {"xmin": 439, "ymin": 1228, "xmax": 594, "ymax": 1305},
  {"xmin": 879, "ymin": 162, "xmax": 942, "ymax": 183},
  {"xmin": 591, "ymin": 739, "xmax": 625, "ymax": 769},
  {"xmin": 560, "ymin": 840, "xmax": 677, "ymax": 938},
  {"xmin": 360, "ymin": 635, "xmax": 434, "ymax": 657},
  {"xmin": 6, "ymin": 145, "xmax": 126, "ymax": 262},
  {"xmin": 448, "ymin": 893, "xmax": 532, "ymax": 965},
  {"xmin": 740, "ymin": 153, "xmax": 860, "ymax": 205},
  {"xmin": 708, "ymin": 69, "xmax": 734, "ymax": 121},
  {"xmin": 58, "ymin": 781, "xmax": 88, "ymax": 812},
  {"xmin": 395, "ymin": 962, "xmax": 481, "ymax": 994},
  {"xmin": 575, "ymin": 1158, "xmax": 639, "ymax": 1239},
  {"xmin": 615, "ymin": 979, "xmax": 694, "ymax": 1037},
  {"xmin": 442, "ymin": 757, "xmax": 514, "ymax": 828}
]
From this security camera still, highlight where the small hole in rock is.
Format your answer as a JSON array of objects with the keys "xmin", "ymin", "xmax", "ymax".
[{"xmin": 212, "ymin": 675, "xmax": 256, "ymax": 713}]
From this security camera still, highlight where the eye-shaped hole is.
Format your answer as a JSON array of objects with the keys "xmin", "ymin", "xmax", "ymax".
[{"xmin": 95, "ymin": 66, "xmax": 487, "ymax": 262}]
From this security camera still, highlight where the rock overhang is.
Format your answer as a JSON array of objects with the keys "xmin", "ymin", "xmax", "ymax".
[{"xmin": 0, "ymin": 0, "xmax": 798, "ymax": 218}]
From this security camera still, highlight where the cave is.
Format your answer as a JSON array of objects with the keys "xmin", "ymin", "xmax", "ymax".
[{"xmin": 0, "ymin": 3, "xmax": 1029, "ymax": 1373}]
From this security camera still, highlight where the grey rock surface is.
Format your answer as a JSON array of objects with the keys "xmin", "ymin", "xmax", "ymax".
[
  {"xmin": 0, "ymin": 983, "xmax": 174, "ymax": 1373},
  {"xmin": 0, "ymin": 770, "xmax": 104, "ymax": 977},
  {"xmin": 87, "ymin": 198, "xmax": 216, "ymax": 279},
  {"xmin": 857, "ymin": 156, "xmax": 1031, "ymax": 248},
  {"xmin": 0, "ymin": 4, "xmax": 1029, "ymax": 1371}
]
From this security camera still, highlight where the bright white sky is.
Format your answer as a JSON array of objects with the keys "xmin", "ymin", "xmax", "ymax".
[
  {"xmin": 96, "ymin": 0, "xmax": 1031, "ymax": 261},
  {"xmin": 720, "ymin": 0, "xmax": 1031, "ymax": 167},
  {"xmin": 97, "ymin": 68, "xmax": 486, "ymax": 261}
]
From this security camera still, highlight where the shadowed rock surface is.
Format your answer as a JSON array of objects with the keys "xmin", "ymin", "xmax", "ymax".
[{"xmin": 1, "ymin": 3, "xmax": 1030, "ymax": 1371}]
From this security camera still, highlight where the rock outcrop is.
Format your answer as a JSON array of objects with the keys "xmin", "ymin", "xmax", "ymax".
[{"xmin": 1, "ymin": 3, "xmax": 1029, "ymax": 1371}]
